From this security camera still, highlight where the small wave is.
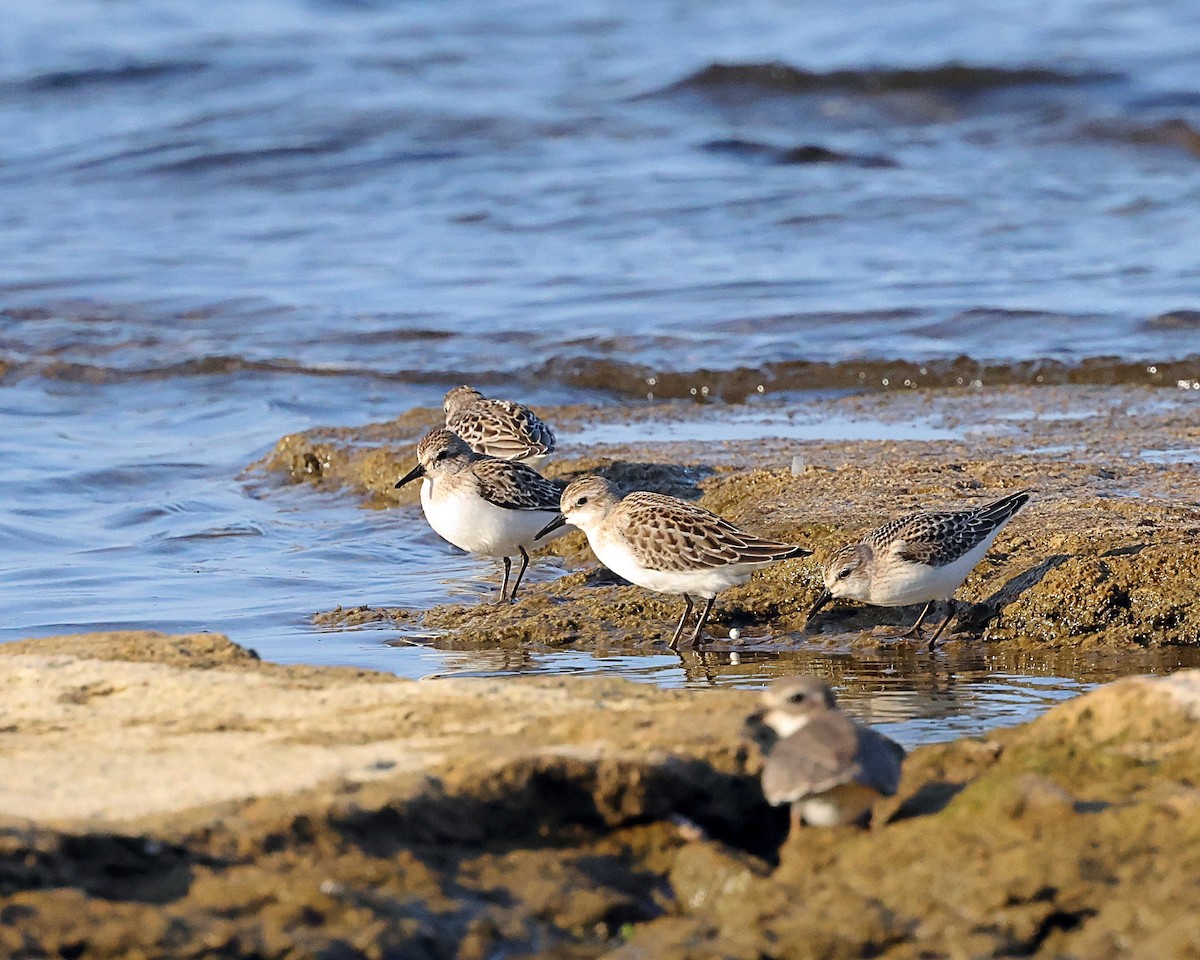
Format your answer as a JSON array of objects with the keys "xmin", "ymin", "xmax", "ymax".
[
  {"xmin": 160, "ymin": 524, "xmax": 267, "ymax": 542},
  {"xmin": 68, "ymin": 463, "xmax": 208, "ymax": 493},
  {"xmin": 3, "ymin": 349, "xmax": 1197, "ymax": 398},
  {"xmin": 1082, "ymin": 118, "xmax": 1200, "ymax": 158},
  {"xmin": 150, "ymin": 137, "xmax": 366, "ymax": 175},
  {"xmin": 0, "ymin": 353, "xmax": 473, "ymax": 386},
  {"xmin": 341, "ymin": 327, "xmax": 456, "ymax": 346},
  {"xmin": 15, "ymin": 60, "xmax": 209, "ymax": 93},
  {"xmin": 700, "ymin": 139, "xmax": 897, "ymax": 168},
  {"xmin": 653, "ymin": 60, "xmax": 1117, "ymax": 99}
]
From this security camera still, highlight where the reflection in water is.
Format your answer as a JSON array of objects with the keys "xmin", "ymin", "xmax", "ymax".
[{"xmin": 387, "ymin": 632, "xmax": 1200, "ymax": 748}]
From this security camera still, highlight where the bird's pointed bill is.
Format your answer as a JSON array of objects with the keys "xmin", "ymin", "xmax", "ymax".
[
  {"xmin": 395, "ymin": 464, "xmax": 424, "ymax": 489},
  {"xmin": 535, "ymin": 514, "xmax": 567, "ymax": 540},
  {"xmin": 807, "ymin": 588, "xmax": 832, "ymax": 620}
]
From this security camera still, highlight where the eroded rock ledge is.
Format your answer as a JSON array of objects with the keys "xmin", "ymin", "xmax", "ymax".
[
  {"xmin": 2, "ymin": 631, "xmax": 1199, "ymax": 958},
  {"xmin": 256, "ymin": 386, "xmax": 1200, "ymax": 649}
]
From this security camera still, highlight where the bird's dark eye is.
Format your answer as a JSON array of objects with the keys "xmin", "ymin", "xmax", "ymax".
[
  {"xmin": 788, "ymin": 692, "xmax": 806, "ymax": 704},
  {"xmin": 576, "ymin": 496, "xmax": 589, "ymax": 507},
  {"xmin": 434, "ymin": 450, "xmax": 450, "ymax": 462},
  {"xmin": 836, "ymin": 567, "xmax": 852, "ymax": 580}
]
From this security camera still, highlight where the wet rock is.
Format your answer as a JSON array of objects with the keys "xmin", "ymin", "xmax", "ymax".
[
  {"xmin": 988, "ymin": 546, "xmax": 1200, "ymax": 646},
  {"xmin": 260, "ymin": 385, "xmax": 1200, "ymax": 652},
  {"xmin": 2, "ymin": 634, "xmax": 1200, "ymax": 958},
  {"xmin": 0, "ymin": 630, "xmax": 261, "ymax": 668},
  {"xmin": 254, "ymin": 406, "xmax": 442, "ymax": 503},
  {"xmin": 667, "ymin": 842, "xmax": 766, "ymax": 913}
]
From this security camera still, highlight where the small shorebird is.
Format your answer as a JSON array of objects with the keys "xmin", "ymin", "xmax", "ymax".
[
  {"xmin": 395, "ymin": 429, "xmax": 567, "ymax": 603},
  {"xmin": 535, "ymin": 475, "xmax": 811, "ymax": 649},
  {"xmin": 747, "ymin": 676, "xmax": 905, "ymax": 834},
  {"xmin": 807, "ymin": 489, "xmax": 1032, "ymax": 648},
  {"xmin": 443, "ymin": 385, "xmax": 556, "ymax": 466}
]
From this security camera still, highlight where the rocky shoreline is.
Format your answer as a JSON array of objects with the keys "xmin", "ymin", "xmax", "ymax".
[
  {"xmin": 5, "ymin": 383, "xmax": 1200, "ymax": 957},
  {"xmin": 260, "ymin": 384, "xmax": 1200, "ymax": 652},
  {"xmin": 2, "ymin": 631, "xmax": 1199, "ymax": 958}
]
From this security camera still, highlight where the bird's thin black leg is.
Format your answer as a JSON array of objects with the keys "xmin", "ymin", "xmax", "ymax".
[
  {"xmin": 924, "ymin": 599, "xmax": 958, "ymax": 650},
  {"xmin": 878, "ymin": 600, "xmax": 935, "ymax": 640},
  {"xmin": 508, "ymin": 546, "xmax": 530, "ymax": 604},
  {"xmin": 497, "ymin": 556, "xmax": 512, "ymax": 604},
  {"xmin": 669, "ymin": 594, "xmax": 694, "ymax": 650},
  {"xmin": 689, "ymin": 596, "xmax": 717, "ymax": 648}
]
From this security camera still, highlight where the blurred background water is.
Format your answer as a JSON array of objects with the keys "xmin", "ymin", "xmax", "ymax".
[{"xmin": 2, "ymin": 0, "xmax": 1199, "ymax": 743}]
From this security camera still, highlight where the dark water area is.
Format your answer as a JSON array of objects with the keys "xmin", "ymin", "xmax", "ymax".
[
  {"xmin": 3, "ymin": 0, "xmax": 1200, "ymax": 742},
  {"xmin": 4, "ymin": 0, "xmax": 1200, "ymax": 384}
]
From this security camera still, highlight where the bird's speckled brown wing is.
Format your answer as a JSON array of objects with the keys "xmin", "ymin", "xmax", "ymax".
[
  {"xmin": 867, "ymin": 490, "xmax": 1031, "ymax": 567},
  {"xmin": 447, "ymin": 399, "xmax": 556, "ymax": 461},
  {"xmin": 470, "ymin": 459, "xmax": 563, "ymax": 511},
  {"xmin": 615, "ymin": 492, "xmax": 808, "ymax": 572},
  {"xmin": 760, "ymin": 711, "xmax": 862, "ymax": 805}
]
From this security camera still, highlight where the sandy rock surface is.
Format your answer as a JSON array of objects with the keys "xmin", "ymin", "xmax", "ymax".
[
  {"xmin": 0, "ymin": 632, "xmax": 752, "ymax": 826},
  {"xmin": 3, "ymin": 631, "xmax": 1200, "ymax": 959}
]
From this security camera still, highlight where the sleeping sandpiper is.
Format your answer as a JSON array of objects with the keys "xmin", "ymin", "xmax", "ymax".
[
  {"xmin": 395, "ymin": 429, "xmax": 568, "ymax": 603},
  {"xmin": 535, "ymin": 475, "xmax": 810, "ymax": 648},
  {"xmin": 808, "ymin": 489, "xmax": 1031, "ymax": 648},
  {"xmin": 747, "ymin": 676, "xmax": 905, "ymax": 835},
  {"xmin": 443, "ymin": 386, "xmax": 556, "ymax": 466}
]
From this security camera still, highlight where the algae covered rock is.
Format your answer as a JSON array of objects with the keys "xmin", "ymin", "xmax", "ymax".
[
  {"xmin": 617, "ymin": 671, "xmax": 1200, "ymax": 960},
  {"xmin": 989, "ymin": 545, "xmax": 1200, "ymax": 647}
]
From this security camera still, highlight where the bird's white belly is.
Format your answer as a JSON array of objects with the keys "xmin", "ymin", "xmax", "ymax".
[
  {"xmin": 799, "ymin": 797, "xmax": 846, "ymax": 828},
  {"xmin": 421, "ymin": 480, "xmax": 563, "ymax": 557},
  {"xmin": 870, "ymin": 537, "xmax": 994, "ymax": 606},
  {"xmin": 589, "ymin": 536, "xmax": 753, "ymax": 598},
  {"xmin": 800, "ymin": 782, "xmax": 879, "ymax": 827}
]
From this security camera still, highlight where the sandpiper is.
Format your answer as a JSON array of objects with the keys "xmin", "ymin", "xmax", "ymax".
[
  {"xmin": 395, "ymin": 429, "xmax": 567, "ymax": 603},
  {"xmin": 443, "ymin": 385, "xmax": 556, "ymax": 466},
  {"xmin": 747, "ymin": 676, "xmax": 905, "ymax": 834},
  {"xmin": 807, "ymin": 489, "xmax": 1031, "ymax": 648},
  {"xmin": 535, "ymin": 475, "xmax": 810, "ymax": 649}
]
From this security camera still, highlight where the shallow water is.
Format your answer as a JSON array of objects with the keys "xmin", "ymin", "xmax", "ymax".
[
  {"xmin": 562, "ymin": 403, "xmax": 961, "ymax": 445},
  {"xmin": 4, "ymin": 0, "xmax": 1200, "ymax": 744}
]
